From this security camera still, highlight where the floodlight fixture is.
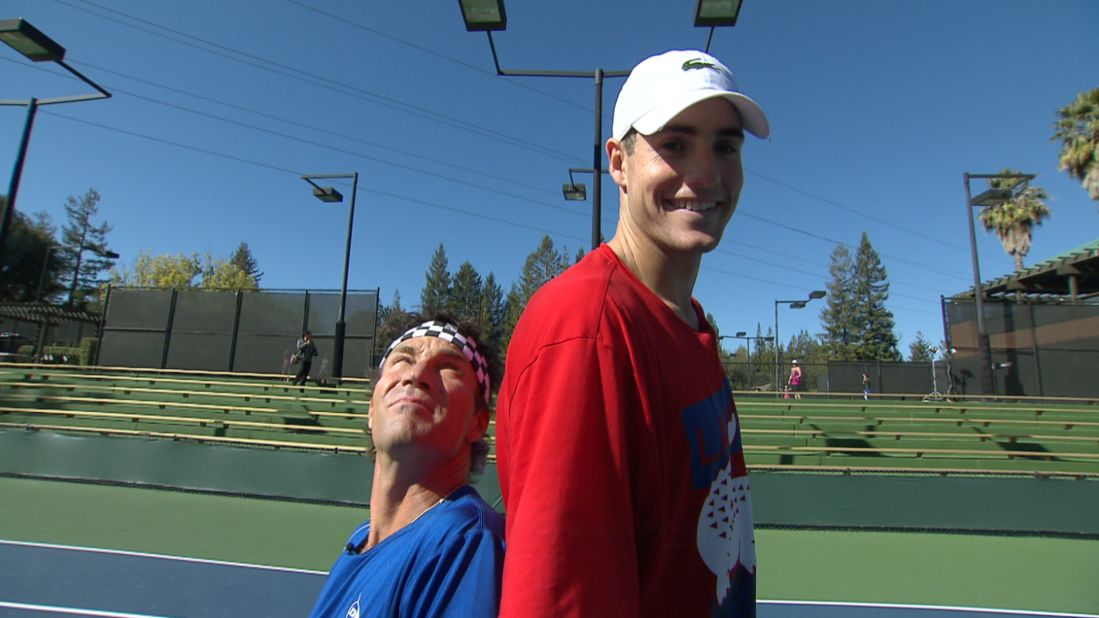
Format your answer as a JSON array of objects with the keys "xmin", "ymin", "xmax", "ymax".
[
  {"xmin": 0, "ymin": 18, "xmax": 65, "ymax": 62},
  {"xmin": 458, "ymin": 0, "xmax": 507, "ymax": 31},
  {"xmin": 790, "ymin": 301, "xmax": 807, "ymax": 309},
  {"xmin": 970, "ymin": 188, "xmax": 1013, "ymax": 207},
  {"xmin": 562, "ymin": 183, "xmax": 586, "ymax": 201},
  {"xmin": 808, "ymin": 290, "xmax": 826, "ymax": 300},
  {"xmin": 694, "ymin": 0, "xmax": 744, "ymax": 27},
  {"xmin": 734, "ymin": 331, "xmax": 747, "ymax": 337},
  {"xmin": 312, "ymin": 186, "xmax": 344, "ymax": 203}
]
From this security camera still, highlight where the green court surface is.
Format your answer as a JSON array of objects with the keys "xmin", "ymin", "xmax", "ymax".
[{"xmin": 2, "ymin": 476, "xmax": 1096, "ymax": 614}]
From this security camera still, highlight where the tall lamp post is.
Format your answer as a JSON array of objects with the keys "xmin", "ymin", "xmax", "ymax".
[
  {"xmin": 720, "ymin": 330, "xmax": 773, "ymax": 389},
  {"xmin": 963, "ymin": 171, "xmax": 1034, "ymax": 397},
  {"xmin": 774, "ymin": 290, "xmax": 826, "ymax": 392},
  {"xmin": 302, "ymin": 172, "xmax": 359, "ymax": 385},
  {"xmin": 0, "ymin": 18, "xmax": 111, "ymax": 267},
  {"xmin": 457, "ymin": 0, "xmax": 744, "ymax": 250}
]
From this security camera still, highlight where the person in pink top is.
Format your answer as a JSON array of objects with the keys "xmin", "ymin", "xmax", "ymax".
[
  {"xmin": 787, "ymin": 359, "xmax": 803, "ymax": 400},
  {"xmin": 496, "ymin": 49, "xmax": 770, "ymax": 617}
]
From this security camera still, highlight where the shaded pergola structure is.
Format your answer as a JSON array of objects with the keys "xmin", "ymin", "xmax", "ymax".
[
  {"xmin": 944, "ymin": 238, "xmax": 1099, "ymax": 398},
  {"xmin": 954, "ymin": 238, "xmax": 1099, "ymax": 301},
  {"xmin": 0, "ymin": 302, "xmax": 102, "ymax": 362}
]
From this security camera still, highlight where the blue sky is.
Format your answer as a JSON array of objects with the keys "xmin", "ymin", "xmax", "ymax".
[{"xmin": 4, "ymin": 0, "xmax": 1097, "ymax": 361}]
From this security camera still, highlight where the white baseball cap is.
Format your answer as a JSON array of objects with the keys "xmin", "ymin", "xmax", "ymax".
[{"xmin": 611, "ymin": 50, "xmax": 769, "ymax": 141}]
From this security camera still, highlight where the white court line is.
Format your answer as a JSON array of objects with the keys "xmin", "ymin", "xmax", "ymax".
[
  {"xmin": 761, "ymin": 600, "xmax": 1099, "ymax": 617},
  {"xmin": 0, "ymin": 601, "xmax": 173, "ymax": 618},
  {"xmin": 0, "ymin": 539, "xmax": 327, "ymax": 576}
]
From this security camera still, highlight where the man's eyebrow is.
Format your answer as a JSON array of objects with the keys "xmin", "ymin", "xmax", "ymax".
[{"xmin": 660, "ymin": 125, "xmax": 745, "ymax": 140}]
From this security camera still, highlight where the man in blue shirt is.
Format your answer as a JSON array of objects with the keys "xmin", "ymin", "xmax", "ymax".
[{"xmin": 310, "ymin": 314, "xmax": 504, "ymax": 617}]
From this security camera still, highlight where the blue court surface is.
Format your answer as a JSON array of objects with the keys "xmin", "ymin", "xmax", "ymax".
[{"xmin": 2, "ymin": 540, "xmax": 1096, "ymax": 618}]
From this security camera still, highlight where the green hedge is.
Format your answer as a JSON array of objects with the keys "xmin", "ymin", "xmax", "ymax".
[{"xmin": 15, "ymin": 337, "xmax": 98, "ymax": 365}]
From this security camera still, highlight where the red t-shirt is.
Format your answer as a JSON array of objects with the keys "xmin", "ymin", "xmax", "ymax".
[{"xmin": 497, "ymin": 245, "xmax": 756, "ymax": 617}]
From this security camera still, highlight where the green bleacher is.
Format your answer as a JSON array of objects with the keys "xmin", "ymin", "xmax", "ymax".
[{"xmin": 2, "ymin": 363, "xmax": 1098, "ymax": 477}]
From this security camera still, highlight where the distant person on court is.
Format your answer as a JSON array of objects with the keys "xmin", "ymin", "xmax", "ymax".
[
  {"xmin": 309, "ymin": 313, "xmax": 505, "ymax": 618},
  {"xmin": 862, "ymin": 372, "xmax": 871, "ymax": 400},
  {"xmin": 788, "ymin": 359, "xmax": 803, "ymax": 400},
  {"xmin": 496, "ymin": 49, "xmax": 768, "ymax": 616},
  {"xmin": 291, "ymin": 331, "xmax": 318, "ymax": 386}
]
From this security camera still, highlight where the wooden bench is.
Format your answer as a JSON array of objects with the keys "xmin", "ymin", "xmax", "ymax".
[{"xmin": 0, "ymin": 421, "xmax": 368, "ymax": 453}]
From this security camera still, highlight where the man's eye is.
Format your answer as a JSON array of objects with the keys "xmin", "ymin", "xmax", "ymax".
[{"xmin": 715, "ymin": 141, "xmax": 740, "ymax": 156}]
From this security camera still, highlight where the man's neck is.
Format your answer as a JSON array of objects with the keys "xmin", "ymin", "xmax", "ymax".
[
  {"xmin": 364, "ymin": 454, "xmax": 468, "ymax": 551},
  {"xmin": 607, "ymin": 235, "xmax": 702, "ymax": 329}
]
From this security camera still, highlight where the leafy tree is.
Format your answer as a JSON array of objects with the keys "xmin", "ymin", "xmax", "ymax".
[
  {"xmin": 375, "ymin": 289, "xmax": 416, "ymax": 360},
  {"xmin": 851, "ymin": 232, "xmax": 900, "ymax": 361},
  {"xmin": 113, "ymin": 251, "xmax": 201, "ymax": 289},
  {"xmin": 978, "ymin": 169, "xmax": 1051, "ymax": 271},
  {"xmin": 450, "ymin": 260, "xmax": 483, "ymax": 322},
  {"xmin": 112, "ymin": 251, "xmax": 256, "ymax": 290},
  {"xmin": 574, "ymin": 246, "xmax": 586, "ymax": 264},
  {"xmin": 819, "ymin": 244, "xmax": 856, "ymax": 360},
  {"xmin": 201, "ymin": 254, "xmax": 258, "ymax": 290},
  {"xmin": 908, "ymin": 331, "xmax": 934, "ymax": 363},
  {"xmin": 1052, "ymin": 87, "xmax": 1099, "ymax": 204},
  {"xmin": 0, "ymin": 205, "xmax": 61, "ymax": 303},
  {"xmin": 59, "ymin": 189, "xmax": 115, "ymax": 308},
  {"xmin": 421, "ymin": 243, "xmax": 451, "ymax": 315},
  {"xmin": 230, "ymin": 241, "xmax": 263, "ymax": 286}
]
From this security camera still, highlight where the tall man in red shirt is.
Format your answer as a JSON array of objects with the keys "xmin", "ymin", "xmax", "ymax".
[{"xmin": 496, "ymin": 50, "xmax": 770, "ymax": 616}]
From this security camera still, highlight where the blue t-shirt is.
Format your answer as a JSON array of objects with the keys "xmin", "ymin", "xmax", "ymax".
[{"xmin": 309, "ymin": 486, "xmax": 505, "ymax": 618}]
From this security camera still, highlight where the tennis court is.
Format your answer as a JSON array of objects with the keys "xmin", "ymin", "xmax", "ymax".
[{"xmin": 2, "ymin": 477, "xmax": 1096, "ymax": 617}]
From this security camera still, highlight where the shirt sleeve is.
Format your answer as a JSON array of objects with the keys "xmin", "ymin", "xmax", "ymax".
[
  {"xmin": 499, "ymin": 338, "xmax": 644, "ymax": 617},
  {"xmin": 406, "ymin": 526, "xmax": 505, "ymax": 618}
]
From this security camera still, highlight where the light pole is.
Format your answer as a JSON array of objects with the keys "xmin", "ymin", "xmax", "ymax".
[
  {"xmin": 0, "ymin": 18, "xmax": 111, "ymax": 268},
  {"xmin": 774, "ymin": 290, "xmax": 826, "ymax": 392},
  {"xmin": 963, "ymin": 171, "xmax": 1034, "ymax": 397},
  {"xmin": 302, "ymin": 172, "xmax": 359, "ymax": 384},
  {"xmin": 457, "ymin": 0, "xmax": 744, "ymax": 250},
  {"xmin": 721, "ymin": 330, "xmax": 773, "ymax": 389}
]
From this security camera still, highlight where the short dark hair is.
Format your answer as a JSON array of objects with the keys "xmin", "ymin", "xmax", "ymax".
[{"xmin": 620, "ymin": 129, "xmax": 638, "ymax": 155}]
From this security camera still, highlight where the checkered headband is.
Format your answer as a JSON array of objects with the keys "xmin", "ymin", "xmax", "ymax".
[{"xmin": 378, "ymin": 320, "xmax": 490, "ymax": 405}]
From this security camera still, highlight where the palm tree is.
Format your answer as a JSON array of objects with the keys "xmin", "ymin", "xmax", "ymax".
[
  {"xmin": 978, "ymin": 169, "xmax": 1051, "ymax": 271},
  {"xmin": 1052, "ymin": 87, "xmax": 1099, "ymax": 204}
]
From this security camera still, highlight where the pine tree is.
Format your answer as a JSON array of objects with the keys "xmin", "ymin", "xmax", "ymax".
[
  {"xmin": 501, "ymin": 235, "xmax": 568, "ymax": 349},
  {"xmin": 450, "ymin": 260, "xmax": 483, "ymax": 322},
  {"xmin": 59, "ymin": 189, "xmax": 114, "ymax": 308},
  {"xmin": 820, "ymin": 244, "xmax": 855, "ymax": 360},
  {"xmin": 230, "ymin": 241, "xmax": 263, "ymax": 286},
  {"xmin": 851, "ymin": 232, "xmax": 900, "ymax": 361},
  {"xmin": 479, "ymin": 271, "xmax": 505, "ymax": 343},
  {"xmin": 420, "ymin": 243, "xmax": 451, "ymax": 315},
  {"xmin": 908, "ymin": 331, "xmax": 934, "ymax": 363}
]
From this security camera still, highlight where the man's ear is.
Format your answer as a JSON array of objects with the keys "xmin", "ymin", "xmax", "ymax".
[
  {"xmin": 467, "ymin": 407, "xmax": 489, "ymax": 443},
  {"xmin": 607, "ymin": 137, "xmax": 627, "ymax": 191}
]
